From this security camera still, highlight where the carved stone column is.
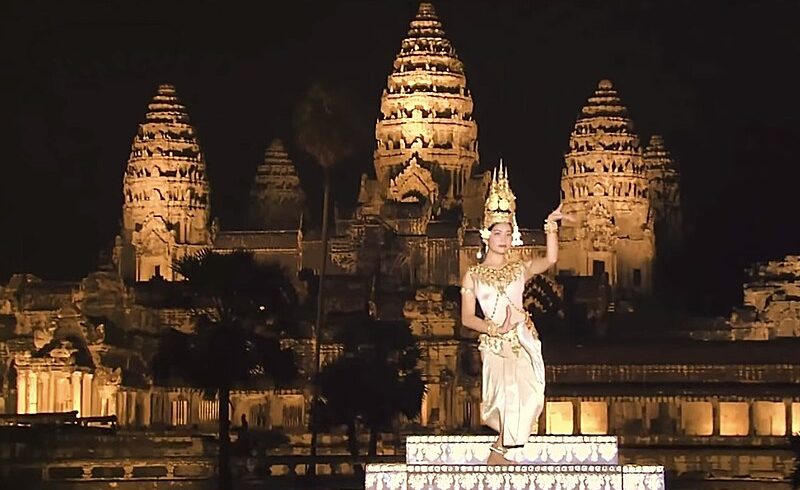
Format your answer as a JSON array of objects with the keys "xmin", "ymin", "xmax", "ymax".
[
  {"xmin": 39, "ymin": 372, "xmax": 50, "ymax": 413},
  {"xmin": 712, "ymin": 399, "xmax": 720, "ymax": 436},
  {"xmin": 116, "ymin": 390, "xmax": 126, "ymax": 425},
  {"xmin": 71, "ymin": 371, "xmax": 83, "ymax": 416},
  {"xmin": 128, "ymin": 391, "xmax": 137, "ymax": 425},
  {"xmin": 141, "ymin": 391, "xmax": 152, "ymax": 427},
  {"xmin": 420, "ymin": 393, "xmax": 429, "ymax": 426},
  {"xmin": 107, "ymin": 387, "xmax": 117, "ymax": 418},
  {"xmin": 48, "ymin": 371, "xmax": 56, "ymax": 412},
  {"xmin": 572, "ymin": 399, "xmax": 581, "ymax": 435},
  {"xmin": 82, "ymin": 373, "xmax": 94, "ymax": 417},
  {"xmin": 54, "ymin": 373, "xmax": 67, "ymax": 412},
  {"xmin": 27, "ymin": 372, "xmax": 38, "ymax": 414},
  {"xmin": 16, "ymin": 370, "xmax": 28, "ymax": 414}
]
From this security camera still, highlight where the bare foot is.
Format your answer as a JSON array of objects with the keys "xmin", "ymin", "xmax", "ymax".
[{"xmin": 487, "ymin": 446, "xmax": 513, "ymax": 465}]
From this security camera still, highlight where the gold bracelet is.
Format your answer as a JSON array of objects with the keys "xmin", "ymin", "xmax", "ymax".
[
  {"xmin": 544, "ymin": 219, "xmax": 558, "ymax": 234},
  {"xmin": 485, "ymin": 318, "xmax": 500, "ymax": 337}
]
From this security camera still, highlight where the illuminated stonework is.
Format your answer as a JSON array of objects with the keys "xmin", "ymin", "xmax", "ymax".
[
  {"xmin": 644, "ymin": 134, "xmax": 682, "ymax": 251},
  {"xmin": 369, "ymin": 2, "xmax": 486, "ymax": 223},
  {"xmin": 247, "ymin": 139, "xmax": 305, "ymax": 229},
  {"xmin": 558, "ymin": 80, "xmax": 654, "ymax": 293},
  {"xmin": 405, "ymin": 435, "xmax": 618, "ymax": 465},
  {"xmin": 728, "ymin": 255, "xmax": 800, "ymax": 339},
  {"xmin": 366, "ymin": 464, "xmax": 665, "ymax": 490},
  {"xmin": 115, "ymin": 84, "xmax": 212, "ymax": 282},
  {"xmin": 367, "ymin": 435, "xmax": 663, "ymax": 489},
  {"xmin": 366, "ymin": 435, "xmax": 664, "ymax": 490}
]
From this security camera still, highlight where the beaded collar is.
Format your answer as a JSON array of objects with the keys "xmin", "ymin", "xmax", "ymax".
[{"xmin": 468, "ymin": 260, "xmax": 524, "ymax": 291}]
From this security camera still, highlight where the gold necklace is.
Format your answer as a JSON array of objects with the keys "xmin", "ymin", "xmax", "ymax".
[{"xmin": 468, "ymin": 260, "xmax": 524, "ymax": 291}]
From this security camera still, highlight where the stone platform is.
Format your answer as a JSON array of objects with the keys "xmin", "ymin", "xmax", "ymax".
[
  {"xmin": 406, "ymin": 435, "xmax": 618, "ymax": 465},
  {"xmin": 366, "ymin": 435, "xmax": 664, "ymax": 490}
]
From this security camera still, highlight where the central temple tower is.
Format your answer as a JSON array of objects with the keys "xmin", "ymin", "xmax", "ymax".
[
  {"xmin": 557, "ymin": 80, "xmax": 655, "ymax": 295},
  {"xmin": 364, "ymin": 3, "xmax": 485, "ymax": 225},
  {"xmin": 115, "ymin": 84, "xmax": 212, "ymax": 282}
]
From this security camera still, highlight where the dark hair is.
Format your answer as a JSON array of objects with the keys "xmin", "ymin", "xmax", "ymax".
[{"xmin": 478, "ymin": 222, "xmax": 511, "ymax": 263}]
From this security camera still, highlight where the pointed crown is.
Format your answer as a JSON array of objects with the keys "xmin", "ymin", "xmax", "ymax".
[{"xmin": 481, "ymin": 160, "xmax": 522, "ymax": 246}]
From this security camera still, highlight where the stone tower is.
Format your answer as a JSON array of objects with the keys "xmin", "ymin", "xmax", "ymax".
[
  {"xmin": 115, "ymin": 84, "xmax": 212, "ymax": 282},
  {"xmin": 247, "ymin": 139, "xmax": 306, "ymax": 230},
  {"xmin": 558, "ymin": 80, "xmax": 654, "ymax": 294},
  {"xmin": 370, "ymin": 2, "xmax": 482, "ymax": 222},
  {"xmin": 644, "ymin": 134, "xmax": 682, "ymax": 254}
]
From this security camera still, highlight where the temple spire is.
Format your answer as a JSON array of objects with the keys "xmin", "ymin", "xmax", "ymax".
[
  {"xmin": 247, "ymin": 139, "xmax": 306, "ymax": 230},
  {"xmin": 115, "ymin": 83, "xmax": 212, "ymax": 282},
  {"xmin": 557, "ymin": 79, "xmax": 654, "ymax": 294},
  {"xmin": 373, "ymin": 2, "xmax": 479, "ymax": 216},
  {"xmin": 644, "ymin": 134, "xmax": 683, "ymax": 251}
]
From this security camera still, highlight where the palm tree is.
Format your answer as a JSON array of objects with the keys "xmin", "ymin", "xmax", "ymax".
[
  {"xmin": 317, "ymin": 313, "xmax": 426, "ymax": 456},
  {"xmin": 293, "ymin": 83, "xmax": 358, "ymax": 459},
  {"xmin": 151, "ymin": 250, "xmax": 299, "ymax": 490}
]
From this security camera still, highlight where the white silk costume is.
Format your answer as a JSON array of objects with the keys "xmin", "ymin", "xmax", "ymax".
[{"xmin": 468, "ymin": 260, "xmax": 546, "ymax": 448}]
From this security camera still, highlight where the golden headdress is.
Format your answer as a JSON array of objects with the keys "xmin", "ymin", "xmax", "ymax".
[{"xmin": 480, "ymin": 160, "xmax": 522, "ymax": 246}]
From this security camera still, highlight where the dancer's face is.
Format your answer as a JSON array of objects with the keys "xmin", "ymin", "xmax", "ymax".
[{"xmin": 487, "ymin": 222, "xmax": 513, "ymax": 255}]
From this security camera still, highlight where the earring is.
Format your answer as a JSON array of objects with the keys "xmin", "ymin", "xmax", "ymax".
[{"xmin": 477, "ymin": 240, "xmax": 487, "ymax": 260}]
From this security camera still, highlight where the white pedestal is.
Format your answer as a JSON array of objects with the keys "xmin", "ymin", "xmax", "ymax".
[{"xmin": 365, "ymin": 435, "xmax": 665, "ymax": 490}]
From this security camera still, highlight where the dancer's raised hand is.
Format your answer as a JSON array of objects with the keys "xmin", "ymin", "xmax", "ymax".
[{"xmin": 547, "ymin": 203, "xmax": 577, "ymax": 223}]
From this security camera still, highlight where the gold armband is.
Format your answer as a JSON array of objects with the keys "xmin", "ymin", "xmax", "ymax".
[
  {"xmin": 460, "ymin": 286, "xmax": 474, "ymax": 295},
  {"xmin": 544, "ymin": 220, "xmax": 558, "ymax": 234}
]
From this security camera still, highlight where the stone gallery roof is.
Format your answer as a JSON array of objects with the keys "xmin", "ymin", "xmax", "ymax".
[
  {"xmin": 214, "ymin": 231, "xmax": 300, "ymax": 250},
  {"xmin": 543, "ymin": 338, "xmax": 800, "ymax": 365}
]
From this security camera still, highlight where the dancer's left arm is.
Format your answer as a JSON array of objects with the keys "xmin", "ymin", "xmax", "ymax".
[{"xmin": 523, "ymin": 204, "xmax": 575, "ymax": 281}]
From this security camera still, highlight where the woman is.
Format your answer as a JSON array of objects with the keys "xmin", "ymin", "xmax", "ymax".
[{"xmin": 460, "ymin": 163, "xmax": 573, "ymax": 464}]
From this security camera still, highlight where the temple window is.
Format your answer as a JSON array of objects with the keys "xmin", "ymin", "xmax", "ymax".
[
  {"xmin": 793, "ymin": 403, "xmax": 800, "ymax": 434},
  {"xmin": 753, "ymin": 401, "xmax": 786, "ymax": 436},
  {"xmin": 250, "ymin": 403, "xmax": 270, "ymax": 428},
  {"xmin": 462, "ymin": 400, "xmax": 474, "ymax": 428},
  {"xmin": 681, "ymin": 401, "xmax": 713, "ymax": 436},
  {"xmin": 282, "ymin": 404, "xmax": 303, "ymax": 430},
  {"xmin": 719, "ymin": 402, "xmax": 749, "ymax": 436},
  {"xmin": 580, "ymin": 401, "xmax": 608, "ymax": 434},
  {"xmin": 199, "ymin": 400, "xmax": 219, "ymax": 422},
  {"xmin": 546, "ymin": 401, "xmax": 573, "ymax": 435},
  {"xmin": 171, "ymin": 398, "xmax": 189, "ymax": 426},
  {"xmin": 592, "ymin": 260, "xmax": 605, "ymax": 277}
]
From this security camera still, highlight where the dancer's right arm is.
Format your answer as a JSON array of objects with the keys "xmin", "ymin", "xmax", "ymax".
[{"xmin": 461, "ymin": 272, "xmax": 512, "ymax": 334}]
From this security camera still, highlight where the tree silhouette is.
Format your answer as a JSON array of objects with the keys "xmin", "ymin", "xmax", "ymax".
[
  {"xmin": 151, "ymin": 250, "xmax": 298, "ymax": 490},
  {"xmin": 316, "ymin": 313, "xmax": 425, "ymax": 456},
  {"xmin": 293, "ymin": 82, "xmax": 358, "ymax": 460}
]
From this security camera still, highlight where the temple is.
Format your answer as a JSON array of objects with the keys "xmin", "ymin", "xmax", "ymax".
[
  {"xmin": 114, "ymin": 84, "xmax": 213, "ymax": 282},
  {"xmin": 644, "ymin": 134, "xmax": 682, "ymax": 256},
  {"xmin": 247, "ymin": 138, "xmax": 306, "ymax": 230},
  {"xmin": 366, "ymin": 1, "xmax": 485, "ymax": 225},
  {"xmin": 1, "ymin": 3, "xmax": 798, "ymax": 488},
  {"xmin": 558, "ymin": 79, "xmax": 654, "ymax": 297}
]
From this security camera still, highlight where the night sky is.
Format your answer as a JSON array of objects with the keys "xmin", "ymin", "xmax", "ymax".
[{"xmin": 4, "ymin": 0, "xmax": 799, "ymax": 314}]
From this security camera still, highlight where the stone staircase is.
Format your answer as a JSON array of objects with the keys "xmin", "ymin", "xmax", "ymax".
[{"xmin": 366, "ymin": 435, "xmax": 664, "ymax": 489}]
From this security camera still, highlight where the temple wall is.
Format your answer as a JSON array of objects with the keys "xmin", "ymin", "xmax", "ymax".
[
  {"xmin": 525, "ymin": 396, "xmax": 800, "ymax": 439},
  {"xmin": 417, "ymin": 238, "xmax": 461, "ymax": 287}
]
